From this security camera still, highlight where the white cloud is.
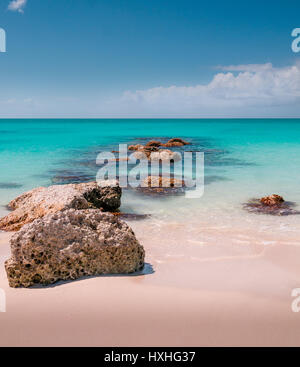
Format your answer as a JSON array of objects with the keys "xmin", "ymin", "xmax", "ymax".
[
  {"xmin": 8, "ymin": 0, "xmax": 27, "ymax": 13},
  {"xmin": 119, "ymin": 63, "xmax": 300, "ymax": 117},
  {"xmin": 217, "ymin": 63, "xmax": 274, "ymax": 72},
  {"xmin": 0, "ymin": 63, "xmax": 300, "ymax": 118}
]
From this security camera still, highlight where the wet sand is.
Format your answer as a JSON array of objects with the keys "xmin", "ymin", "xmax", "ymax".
[{"xmin": 1, "ymin": 217, "xmax": 300, "ymax": 347}]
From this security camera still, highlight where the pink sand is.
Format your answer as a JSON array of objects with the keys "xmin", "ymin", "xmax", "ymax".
[{"xmin": 0, "ymin": 214, "xmax": 300, "ymax": 346}]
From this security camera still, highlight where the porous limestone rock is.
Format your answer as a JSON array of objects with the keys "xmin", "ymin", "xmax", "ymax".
[
  {"xmin": 128, "ymin": 144, "xmax": 144, "ymax": 151},
  {"xmin": 128, "ymin": 138, "xmax": 190, "ymax": 161},
  {"xmin": 5, "ymin": 209, "xmax": 145, "ymax": 288},
  {"xmin": 135, "ymin": 176, "xmax": 185, "ymax": 196},
  {"xmin": 144, "ymin": 140, "xmax": 163, "ymax": 148},
  {"xmin": 260, "ymin": 194, "xmax": 284, "ymax": 206},
  {"xmin": 143, "ymin": 176, "xmax": 185, "ymax": 188},
  {"xmin": 133, "ymin": 148, "xmax": 181, "ymax": 162},
  {"xmin": 149, "ymin": 149, "xmax": 181, "ymax": 162},
  {"xmin": 129, "ymin": 138, "xmax": 190, "ymax": 155},
  {"xmin": 164, "ymin": 138, "xmax": 190, "ymax": 147},
  {"xmin": 243, "ymin": 195, "xmax": 300, "ymax": 216},
  {"xmin": 0, "ymin": 181, "xmax": 121, "ymax": 231}
]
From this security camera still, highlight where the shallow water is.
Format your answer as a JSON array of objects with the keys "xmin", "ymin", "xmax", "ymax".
[
  {"xmin": 1, "ymin": 119, "xmax": 300, "ymax": 346},
  {"xmin": 0, "ymin": 118, "xmax": 300, "ymax": 250}
]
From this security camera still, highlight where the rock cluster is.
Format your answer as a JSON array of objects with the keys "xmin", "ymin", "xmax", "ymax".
[
  {"xmin": 133, "ymin": 148, "xmax": 181, "ymax": 162},
  {"xmin": 128, "ymin": 138, "xmax": 189, "ymax": 161},
  {"xmin": 0, "ymin": 181, "xmax": 121, "ymax": 232},
  {"xmin": 5, "ymin": 209, "xmax": 145, "ymax": 288}
]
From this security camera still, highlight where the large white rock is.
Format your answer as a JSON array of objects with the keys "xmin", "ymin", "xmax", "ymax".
[
  {"xmin": 0, "ymin": 181, "xmax": 121, "ymax": 231},
  {"xmin": 5, "ymin": 209, "xmax": 145, "ymax": 288}
]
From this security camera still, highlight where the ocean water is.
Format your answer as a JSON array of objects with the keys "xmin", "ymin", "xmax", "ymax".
[{"xmin": 0, "ymin": 118, "xmax": 300, "ymax": 251}]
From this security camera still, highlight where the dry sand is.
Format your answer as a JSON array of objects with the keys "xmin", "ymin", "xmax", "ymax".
[{"xmin": 0, "ymin": 220, "xmax": 300, "ymax": 347}]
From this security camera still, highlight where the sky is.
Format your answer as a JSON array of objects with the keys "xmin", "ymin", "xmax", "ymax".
[{"xmin": 0, "ymin": 0, "xmax": 299, "ymax": 117}]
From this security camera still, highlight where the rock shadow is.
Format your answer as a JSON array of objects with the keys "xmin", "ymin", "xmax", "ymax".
[{"xmin": 25, "ymin": 263, "xmax": 155, "ymax": 289}]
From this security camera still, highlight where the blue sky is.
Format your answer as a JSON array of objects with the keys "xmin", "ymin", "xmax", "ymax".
[{"xmin": 0, "ymin": 0, "xmax": 299, "ymax": 117}]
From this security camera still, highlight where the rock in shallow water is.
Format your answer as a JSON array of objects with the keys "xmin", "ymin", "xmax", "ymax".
[
  {"xmin": 111, "ymin": 212, "xmax": 151, "ymax": 221},
  {"xmin": 148, "ymin": 149, "xmax": 181, "ymax": 162},
  {"xmin": 5, "ymin": 209, "xmax": 145, "ymax": 288},
  {"xmin": 51, "ymin": 174, "xmax": 94, "ymax": 185},
  {"xmin": 128, "ymin": 138, "xmax": 190, "ymax": 160},
  {"xmin": 163, "ymin": 138, "xmax": 190, "ymax": 147},
  {"xmin": 259, "ymin": 194, "xmax": 284, "ymax": 206},
  {"xmin": 243, "ymin": 195, "xmax": 300, "ymax": 216},
  {"xmin": 135, "ymin": 176, "xmax": 186, "ymax": 196},
  {"xmin": 0, "ymin": 181, "xmax": 121, "ymax": 231}
]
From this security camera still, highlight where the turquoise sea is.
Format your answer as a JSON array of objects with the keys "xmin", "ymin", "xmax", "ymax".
[
  {"xmin": 1, "ymin": 118, "xmax": 300, "ymax": 246},
  {"xmin": 1, "ymin": 119, "xmax": 300, "ymax": 208},
  {"xmin": 1, "ymin": 118, "xmax": 300, "ymax": 291}
]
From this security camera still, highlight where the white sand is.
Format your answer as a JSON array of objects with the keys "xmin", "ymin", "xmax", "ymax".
[{"xmin": 1, "ymin": 216, "xmax": 300, "ymax": 346}]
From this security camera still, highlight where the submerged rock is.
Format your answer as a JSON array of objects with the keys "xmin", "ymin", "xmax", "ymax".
[
  {"xmin": 164, "ymin": 138, "xmax": 190, "ymax": 147},
  {"xmin": 129, "ymin": 138, "xmax": 190, "ymax": 160},
  {"xmin": 149, "ymin": 149, "xmax": 181, "ymax": 162},
  {"xmin": 144, "ymin": 176, "xmax": 185, "ymax": 188},
  {"xmin": 243, "ymin": 195, "xmax": 300, "ymax": 216},
  {"xmin": 111, "ymin": 212, "xmax": 151, "ymax": 221},
  {"xmin": 260, "ymin": 194, "xmax": 284, "ymax": 206},
  {"xmin": 51, "ymin": 174, "xmax": 94, "ymax": 185},
  {"xmin": 133, "ymin": 147, "xmax": 181, "ymax": 162},
  {"xmin": 138, "ymin": 138, "xmax": 190, "ymax": 148},
  {"xmin": 128, "ymin": 144, "xmax": 144, "ymax": 151},
  {"xmin": 5, "ymin": 209, "xmax": 145, "ymax": 288},
  {"xmin": 135, "ymin": 176, "xmax": 185, "ymax": 196},
  {"xmin": 134, "ymin": 146, "xmax": 160, "ymax": 159},
  {"xmin": 0, "ymin": 181, "xmax": 121, "ymax": 231},
  {"xmin": 145, "ymin": 140, "xmax": 163, "ymax": 148},
  {"xmin": 110, "ymin": 157, "xmax": 129, "ymax": 163},
  {"xmin": 0, "ymin": 182, "xmax": 23, "ymax": 189}
]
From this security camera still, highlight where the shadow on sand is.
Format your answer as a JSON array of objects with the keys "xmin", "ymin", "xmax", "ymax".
[{"xmin": 27, "ymin": 262, "xmax": 155, "ymax": 289}]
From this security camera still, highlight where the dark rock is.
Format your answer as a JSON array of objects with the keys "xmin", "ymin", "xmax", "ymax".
[
  {"xmin": 128, "ymin": 144, "xmax": 144, "ymax": 151},
  {"xmin": 51, "ymin": 175, "xmax": 94, "ymax": 185},
  {"xmin": 135, "ymin": 176, "xmax": 186, "ymax": 197},
  {"xmin": 145, "ymin": 140, "xmax": 163, "ymax": 148},
  {"xmin": 128, "ymin": 138, "xmax": 190, "ymax": 159},
  {"xmin": 164, "ymin": 138, "xmax": 190, "ymax": 147},
  {"xmin": 260, "ymin": 194, "xmax": 284, "ymax": 206},
  {"xmin": 243, "ymin": 196, "xmax": 300, "ymax": 216},
  {"xmin": 111, "ymin": 212, "xmax": 151, "ymax": 221},
  {"xmin": 0, "ymin": 183, "xmax": 23, "ymax": 189}
]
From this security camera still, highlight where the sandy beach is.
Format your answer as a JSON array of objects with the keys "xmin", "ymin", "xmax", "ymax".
[
  {"xmin": 1, "ymin": 0, "xmax": 300, "ymax": 350},
  {"xmin": 1, "ymin": 121, "xmax": 300, "ymax": 346},
  {"xmin": 1, "ymin": 120, "xmax": 300, "ymax": 347},
  {"xmin": 1, "ymin": 211, "xmax": 300, "ymax": 347}
]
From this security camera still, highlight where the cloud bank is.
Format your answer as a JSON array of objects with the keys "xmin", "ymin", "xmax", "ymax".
[
  {"xmin": 8, "ymin": 0, "xmax": 27, "ymax": 13},
  {"xmin": 118, "ymin": 63, "xmax": 300, "ymax": 117},
  {"xmin": 1, "ymin": 63, "xmax": 300, "ymax": 117}
]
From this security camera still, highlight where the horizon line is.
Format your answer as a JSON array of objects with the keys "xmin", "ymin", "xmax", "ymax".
[{"xmin": 0, "ymin": 117, "xmax": 300, "ymax": 120}]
